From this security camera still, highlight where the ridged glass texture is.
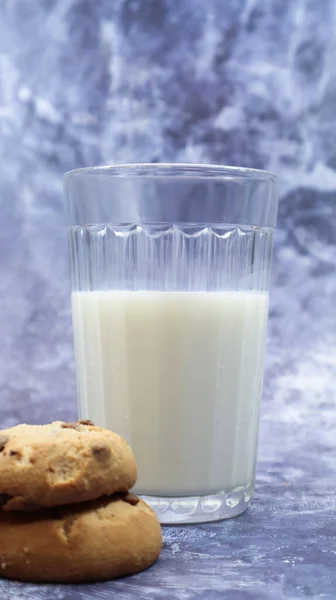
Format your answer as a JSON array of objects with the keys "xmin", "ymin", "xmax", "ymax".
[{"xmin": 69, "ymin": 223, "xmax": 273, "ymax": 293}]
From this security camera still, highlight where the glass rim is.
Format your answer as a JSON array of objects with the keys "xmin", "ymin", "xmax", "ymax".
[{"xmin": 64, "ymin": 163, "xmax": 278, "ymax": 183}]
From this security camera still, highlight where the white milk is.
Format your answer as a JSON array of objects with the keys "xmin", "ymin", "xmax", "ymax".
[{"xmin": 71, "ymin": 290, "xmax": 269, "ymax": 496}]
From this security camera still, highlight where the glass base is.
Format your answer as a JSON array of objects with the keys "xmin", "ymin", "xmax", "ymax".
[{"xmin": 139, "ymin": 483, "xmax": 254, "ymax": 524}]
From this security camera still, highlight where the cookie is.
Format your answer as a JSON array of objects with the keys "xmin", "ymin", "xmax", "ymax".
[
  {"xmin": 0, "ymin": 421, "xmax": 137, "ymax": 510},
  {"xmin": 0, "ymin": 494, "xmax": 162, "ymax": 582}
]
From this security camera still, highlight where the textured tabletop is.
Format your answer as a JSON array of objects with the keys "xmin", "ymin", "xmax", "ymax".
[{"xmin": 0, "ymin": 452, "xmax": 334, "ymax": 600}]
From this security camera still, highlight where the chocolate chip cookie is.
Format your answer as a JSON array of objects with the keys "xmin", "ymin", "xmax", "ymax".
[
  {"xmin": 0, "ymin": 421, "xmax": 137, "ymax": 510},
  {"xmin": 0, "ymin": 494, "xmax": 162, "ymax": 582}
]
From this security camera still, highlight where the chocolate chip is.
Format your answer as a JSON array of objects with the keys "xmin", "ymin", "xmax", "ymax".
[
  {"xmin": 91, "ymin": 444, "xmax": 111, "ymax": 461},
  {"xmin": 0, "ymin": 436, "xmax": 9, "ymax": 452},
  {"xmin": 118, "ymin": 492, "xmax": 140, "ymax": 506},
  {"xmin": 61, "ymin": 420, "xmax": 94, "ymax": 430},
  {"xmin": 0, "ymin": 493, "xmax": 12, "ymax": 508},
  {"xmin": 9, "ymin": 449, "xmax": 22, "ymax": 458},
  {"xmin": 60, "ymin": 422, "xmax": 79, "ymax": 430}
]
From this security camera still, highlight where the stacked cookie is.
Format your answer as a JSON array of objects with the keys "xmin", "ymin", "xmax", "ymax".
[{"xmin": 0, "ymin": 420, "xmax": 162, "ymax": 582}]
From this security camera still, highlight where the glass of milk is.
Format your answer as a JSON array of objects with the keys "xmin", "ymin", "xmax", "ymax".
[{"xmin": 64, "ymin": 164, "xmax": 279, "ymax": 524}]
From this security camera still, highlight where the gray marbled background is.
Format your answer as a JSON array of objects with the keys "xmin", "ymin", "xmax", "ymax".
[{"xmin": 0, "ymin": 1, "xmax": 335, "ymax": 598}]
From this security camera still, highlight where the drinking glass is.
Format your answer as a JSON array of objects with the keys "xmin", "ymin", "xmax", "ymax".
[{"xmin": 64, "ymin": 163, "xmax": 279, "ymax": 524}]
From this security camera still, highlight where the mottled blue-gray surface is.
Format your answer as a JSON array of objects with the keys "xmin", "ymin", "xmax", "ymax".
[{"xmin": 0, "ymin": 0, "xmax": 335, "ymax": 598}]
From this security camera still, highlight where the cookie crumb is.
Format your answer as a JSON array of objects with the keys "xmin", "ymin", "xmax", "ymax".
[{"xmin": 62, "ymin": 515, "xmax": 77, "ymax": 541}]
